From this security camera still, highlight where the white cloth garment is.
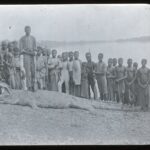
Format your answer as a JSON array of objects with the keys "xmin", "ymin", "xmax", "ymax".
[
  {"xmin": 72, "ymin": 59, "xmax": 81, "ymax": 85},
  {"xmin": 58, "ymin": 61, "xmax": 69, "ymax": 94}
]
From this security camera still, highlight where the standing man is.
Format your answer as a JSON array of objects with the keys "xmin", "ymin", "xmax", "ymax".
[
  {"xmin": 107, "ymin": 58, "xmax": 115, "ymax": 101},
  {"xmin": 1, "ymin": 41, "xmax": 9, "ymax": 84},
  {"xmin": 85, "ymin": 52, "xmax": 98, "ymax": 100},
  {"xmin": 137, "ymin": 59, "xmax": 150, "ymax": 111},
  {"xmin": 124, "ymin": 59, "xmax": 136, "ymax": 105},
  {"xmin": 115, "ymin": 58, "xmax": 127, "ymax": 103},
  {"xmin": 48, "ymin": 49, "xmax": 59, "ymax": 91},
  {"xmin": 81, "ymin": 62, "xmax": 89, "ymax": 99},
  {"xmin": 19, "ymin": 26, "xmax": 36, "ymax": 91},
  {"xmin": 7, "ymin": 42, "xmax": 15, "ymax": 89},
  {"xmin": 95, "ymin": 53, "xmax": 107, "ymax": 101},
  {"xmin": 113, "ymin": 58, "xmax": 118, "ymax": 101},
  {"xmin": 68, "ymin": 51, "xmax": 74, "ymax": 95},
  {"xmin": 36, "ymin": 48, "xmax": 47, "ymax": 90},
  {"xmin": 72, "ymin": 51, "xmax": 82, "ymax": 97},
  {"xmin": 133, "ymin": 62, "xmax": 139, "ymax": 106}
]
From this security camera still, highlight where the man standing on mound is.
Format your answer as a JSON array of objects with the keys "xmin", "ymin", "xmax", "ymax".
[{"xmin": 19, "ymin": 26, "xmax": 37, "ymax": 91}]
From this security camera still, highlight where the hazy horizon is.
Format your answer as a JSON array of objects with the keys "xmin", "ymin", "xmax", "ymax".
[{"xmin": 0, "ymin": 4, "xmax": 150, "ymax": 42}]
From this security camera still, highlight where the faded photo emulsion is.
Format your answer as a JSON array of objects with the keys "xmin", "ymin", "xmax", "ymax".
[{"xmin": 0, "ymin": 4, "xmax": 150, "ymax": 145}]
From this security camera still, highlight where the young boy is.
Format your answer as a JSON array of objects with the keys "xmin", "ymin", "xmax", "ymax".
[
  {"xmin": 95, "ymin": 53, "xmax": 107, "ymax": 101},
  {"xmin": 137, "ymin": 59, "xmax": 150, "ymax": 111},
  {"xmin": 72, "ymin": 51, "xmax": 82, "ymax": 97},
  {"xmin": 115, "ymin": 58, "xmax": 127, "ymax": 103},
  {"xmin": 107, "ymin": 58, "xmax": 115, "ymax": 101},
  {"xmin": 124, "ymin": 58, "xmax": 136, "ymax": 105}
]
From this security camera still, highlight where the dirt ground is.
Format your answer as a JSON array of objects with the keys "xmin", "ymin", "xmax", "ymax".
[{"xmin": 0, "ymin": 91, "xmax": 150, "ymax": 145}]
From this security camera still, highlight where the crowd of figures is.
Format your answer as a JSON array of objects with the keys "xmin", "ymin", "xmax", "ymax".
[{"xmin": 0, "ymin": 26, "xmax": 149, "ymax": 111}]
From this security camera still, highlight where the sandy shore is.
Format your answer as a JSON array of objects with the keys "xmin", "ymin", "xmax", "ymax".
[{"xmin": 0, "ymin": 96, "xmax": 150, "ymax": 145}]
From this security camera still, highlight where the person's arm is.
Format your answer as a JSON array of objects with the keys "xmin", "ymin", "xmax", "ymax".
[
  {"xmin": 19, "ymin": 37, "xmax": 23, "ymax": 52},
  {"xmin": 138, "ymin": 77, "xmax": 145, "ymax": 88},
  {"xmin": 116, "ymin": 67, "xmax": 127, "ymax": 82},
  {"xmin": 33, "ymin": 37, "xmax": 37, "ymax": 51},
  {"xmin": 128, "ymin": 69, "xmax": 137, "ymax": 85},
  {"xmin": 19, "ymin": 37, "xmax": 28, "ymax": 55},
  {"xmin": 107, "ymin": 67, "xmax": 116, "ymax": 79},
  {"xmin": 9, "ymin": 54, "xmax": 14, "ymax": 68},
  {"xmin": 47, "ymin": 59, "xmax": 55, "ymax": 69},
  {"xmin": 137, "ymin": 70, "xmax": 146, "ymax": 88}
]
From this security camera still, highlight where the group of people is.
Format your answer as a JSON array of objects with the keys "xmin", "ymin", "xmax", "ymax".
[{"xmin": 0, "ymin": 26, "xmax": 149, "ymax": 111}]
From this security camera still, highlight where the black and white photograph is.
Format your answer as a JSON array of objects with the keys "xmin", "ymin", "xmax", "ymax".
[{"xmin": 0, "ymin": 4, "xmax": 150, "ymax": 145}]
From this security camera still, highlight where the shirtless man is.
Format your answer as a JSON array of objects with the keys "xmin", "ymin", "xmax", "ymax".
[
  {"xmin": 133, "ymin": 62, "xmax": 139, "ymax": 106},
  {"xmin": 124, "ymin": 59, "xmax": 136, "ymax": 105},
  {"xmin": 95, "ymin": 53, "xmax": 107, "ymax": 101},
  {"xmin": 85, "ymin": 52, "xmax": 98, "ymax": 100},
  {"xmin": 112, "ymin": 58, "xmax": 118, "ymax": 101},
  {"xmin": 115, "ymin": 58, "xmax": 127, "ymax": 103},
  {"xmin": 48, "ymin": 49, "xmax": 59, "ymax": 91},
  {"xmin": 137, "ymin": 59, "xmax": 150, "ymax": 111}
]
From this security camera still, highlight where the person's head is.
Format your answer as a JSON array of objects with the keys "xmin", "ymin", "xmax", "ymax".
[
  {"xmin": 62, "ymin": 52, "xmax": 67, "ymax": 61},
  {"xmin": 37, "ymin": 46, "xmax": 42, "ymax": 55},
  {"xmin": 12, "ymin": 41, "xmax": 18, "ymax": 49},
  {"xmin": 13, "ymin": 47, "xmax": 20, "ymax": 56},
  {"xmin": 57, "ymin": 55, "xmax": 62, "ymax": 61},
  {"xmin": 113, "ymin": 58, "xmax": 117, "ymax": 66},
  {"xmin": 98, "ymin": 53, "xmax": 103, "ymax": 62},
  {"xmin": 47, "ymin": 49, "xmax": 51, "ymax": 57},
  {"xmin": 69, "ymin": 51, "xmax": 74, "ymax": 60},
  {"xmin": 74, "ymin": 51, "xmax": 79, "ymax": 60},
  {"xmin": 108, "ymin": 58, "xmax": 113, "ymax": 67},
  {"xmin": 24, "ymin": 26, "xmax": 31, "ymax": 36},
  {"xmin": 42, "ymin": 49, "xmax": 47, "ymax": 56},
  {"xmin": 127, "ymin": 58, "xmax": 132, "ymax": 67},
  {"xmin": 118, "ymin": 58, "xmax": 123, "ymax": 66},
  {"xmin": 1, "ymin": 41, "xmax": 8, "ymax": 50},
  {"xmin": 133, "ymin": 62, "xmax": 138, "ymax": 69},
  {"xmin": 52, "ymin": 49, "xmax": 57, "ymax": 58},
  {"xmin": 66, "ymin": 52, "xmax": 69, "ymax": 59},
  {"xmin": 8, "ymin": 42, "xmax": 14, "ymax": 52},
  {"xmin": 38, "ymin": 49, "xmax": 42, "ymax": 56},
  {"xmin": 141, "ymin": 59, "xmax": 147, "ymax": 67},
  {"xmin": 85, "ymin": 52, "xmax": 91, "ymax": 62}
]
